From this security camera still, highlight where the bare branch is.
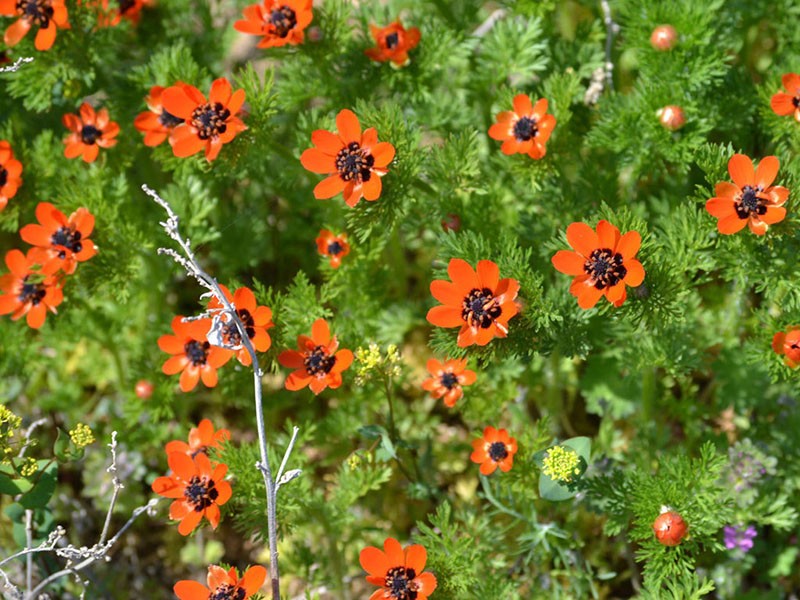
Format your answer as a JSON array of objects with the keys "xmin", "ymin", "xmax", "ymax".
[
  {"xmin": 0, "ymin": 56, "xmax": 34, "ymax": 74},
  {"xmin": 600, "ymin": 0, "xmax": 619, "ymax": 91}
]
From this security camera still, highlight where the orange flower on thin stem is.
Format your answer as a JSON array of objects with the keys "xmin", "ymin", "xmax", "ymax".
[
  {"xmin": 165, "ymin": 419, "xmax": 230, "ymax": 458},
  {"xmin": 133, "ymin": 84, "xmax": 186, "ymax": 147},
  {"xmin": 426, "ymin": 258, "xmax": 520, "ymax": 347},
  {"xmin": 422, "ymin": 357, "xmax": 476, "ymax": 408},
  {"xmin": 300, "ymin": 109, "xmax": 395, "ymax": 207},
  {"xmin": 365, "ymin": 20, "xmax": 421, "ymax": 67},
  {"xmin": 0, "ymin": 249, "xmax": 63, "ymax": 329},
  {"xmin": 316, "ymin": 229, "xmax": 350, "ymax": 268},
  {"xmin": 0, "ymin": 0, "xmax": 69, "ymax": 51},
  {"xmin": 705, "ymin": 154, "xmax": 789, "ymax": 236},
  {"xmin": 0, "ymin": 140, "xmax": 22, "ymax": 212},
  {"xmin": 20, "ymin": 202, "xmax": 97, "ymax": 275},
  {"xmin": 207, "ymin": 284, "xmax": 274, "ymax": 366},
  {"xmin": 158, "ymin": 316, "xmax": 233, "ymax": 392},
  {"xmin": 770, "ymin": 73, "xmax": 800, "ymax": 123},
  {"xmin": 62, "ymin": 103, "xmax": 119, "ymax": 163},
  {"xmin": 278, "ymin": 318, "xmax": 353, "ymax": 394},
  {"xmin": 151, "ymin": 452, "xmax": 232, "ymax": 536},
  {"xmin": 470, "ymin": 426, "xmax": 518, "ymax": 475},
  {"xmin": 233, "ymin": 0, "xmax": 313, "ymax": 49},
  {"xmin": 175, "ymin": 564, "xmax": 267, "ymax": 600},
  {"xmin": 359, "ymin": 537, "xmax": 437, "ymax": 600},
  {"xmin": 772, "ymin": 326, "xmax": 800, "ymax": 369},
  {"xmin": 161, "ymin": 78, "xmax": 247, "ymax": 162},
  {"xmin": 551, "ymin": 220, "xmax": 645, "ymax": 309},
  {"xmin": 488, "ymin": 94, "xmax": 556, "ymax": 160}
]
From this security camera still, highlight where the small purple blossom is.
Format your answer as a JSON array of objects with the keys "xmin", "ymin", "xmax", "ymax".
[{"xmin": 724, "ymin": 525, "xmax": 757, "ymax": 552}]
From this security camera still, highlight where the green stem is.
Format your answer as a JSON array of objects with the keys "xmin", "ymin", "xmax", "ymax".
[{"xmin": 479, "ymin": 474, "xmax": 529, "ymax": 522}]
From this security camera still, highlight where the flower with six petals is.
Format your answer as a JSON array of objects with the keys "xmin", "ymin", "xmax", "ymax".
[
  {"xmin": 0, "ymin": 0, "xmax": 69, "ymax": 51},
  {"xmin": 20, "ymin": 202, "xmax": 97, "ymax": 275},
  {"xmin": 165, "ymin": 419, "xmax": 230, "ymax": 458},
  {"xmin": 422, "ymin": 357, "xmax": 476, "ymax": 408},
  {"xmin": 278, "ymin": 318, "xmax": 353, "ymax": 394},
  {"xmin": 0, "ymin": 249, "xmax": 63, "ymax": 329},
  {"xmin": 207, "ymin": 285, "xmax": 274, "ymax": 366},
  {"xmin": 770, "ymin": 73, "xmax": 800, "ymax": 123},
  {"xmin": 174, "ymin": 564, "xmax": 267, "ymax": 600},
  {"xmin": 772, "ymin": 326, "xmax": 800, "ymax": 369},
  {"xmin": 62, "ymin": 103, "xmax": 119, "ymax": 163},
  {"xmin": 359, "ymin": 537, "xmax": 437, "ymax": 600},
  {"xmin": 0, "ymin": 140, "xmax": 22, "ymax": 212},
  {"xmin": 705, "ymin": 154, "xmax": 789, "ymax": 236},
  {"xmin": 551, "ymin": 220, "xmax": 645, "ymax": 309},
  {"xmin": 470, "ymin": 426, "xmax": 518, "ymax": 475},
  {"xmin": 315, "ymin": 229, "xmax": 350, "ymax": 268},
  {"xmin": 158, "ymin": 316, "xmax": 233, "ymax": 392},
  {"xmin": 488, "ymin": 94, "xmax": 556, "ymax": 160},
  {"xmin": 365, "ymin": 20, "xmax": 421, "ymax": 67},
  {"xmin": 233, "ymin": 0, "xmax": 313, "ymax": 49},
  {"xmin": 300, "ymin": 109, "xmax": 395, "ymax": 207},
  {"xmin": 133, "ymin": 84, "xmax": 186, "ymax": 147},
  {"xmin": 426, "ymin": 258, "xmax": 520, "ymax": 347}
]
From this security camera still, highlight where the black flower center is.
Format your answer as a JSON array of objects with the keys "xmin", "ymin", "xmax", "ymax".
[
  {"xmin": 116, "ymin": 0, "xmax": 135, "ymax": 13},
  {"xmin": 50, "ymin": 226, "xmax": 82, "ymax": 258},
  {"xmin": 513, "ymin": 116, "xmax": 538, "ymax": 142},
  {"xmin": 327, "ymin": 240, "xmax": 343, "ymax": 256},
  {"xmin": 81, "ymin": 125, "xmax": 102, "ymax": 145},
  {"xmin": 0, "ymin": 167, "xmax": 7, "ymax": 188},
  {"xmin": 191, "ymin": 102, "xmax": 230, "ymax": 140},
  {"xmin": 18, "ymin": 278, "xmax": 46, "ymax": 306},
  {"xmin": 461, "ymin": 287, "xmax": 502, "ymax": 329},
  {"xmin": 385, "ymin": 32, "xmax": 400, "ymax": 49},
  {"xmin": 336, "ymin": 142, "xmax": 375, "ymax": 183},
  {"xmin": 222, "ymin": 309, "xmax": 256, "ymax": 346},
  {"xmin": 439, "ymin": 372, "xmax": 458, "ymax": 389},
  {"xmin": 158, "ymin": 108, "xmax": 184, "ymax": 128},
  {"xmin": 736, "ymin": 185, "xmax": 767, "ymax": 219},
  {"xmin": 210, "ymin": 584, "xmax": 246, "ymax": 600},
  {"xmin": 184, "ymin": 340, "xmax": 210, "ymax": 366},
  {"xmin": 16, "ymin": 0, "xmax": 53, "ymax": 27},
  {"xmin": 584, "ymin": 248, "xmax": 627, "ymax": 290},
  {"xmin": 270, "ymin": 6, "xmax": 297, "ymax": 38},
  {"xmin": 183, "ymin": 475, "xmax": 219, "ymax": 511},
  {"xmin": 488, "ymin": 441, "xmax": 509, "ymax": 462},
  {"xmin": 793, "ymin": 96, "xmax": 800, "ymax": 108},
  {"xmin": 304, "ymin": 345, "xmax": 336, "ymax": 376},
  {"xmin": 384, "ymin": 566, "xmax": 418, "ymax": 600}
]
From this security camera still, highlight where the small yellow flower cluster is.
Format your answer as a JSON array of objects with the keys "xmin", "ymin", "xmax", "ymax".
[
  {"xmin": 20, "ymin": 456, "xmax": 38, "ymax": 477},
  {"xmin": 353, "ymin": 343, "xmax": 402, "ymax": 385},
  {"xmin": 542, "ymin": 445, "xmax": 582, "ymax": 483},
  {"xmin": 346, "ymin": 453, "xmax": 362, "ymax": 471},
  {"xmin": 69, "ymin": 423, "xmax": 95, "ymax": 448},
  {"xmin": 0, "ymin": 404, "xmax": 22, "ymax": 464}
]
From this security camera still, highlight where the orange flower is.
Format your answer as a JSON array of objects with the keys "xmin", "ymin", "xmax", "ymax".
[
  {"xmin": 705, "ymin": 154, "xmax": 789, "ymax": 236},
  {"xmin": 365, "ymin": 20, "xmax": 421, "ymax": 67},
  {"xmin": 151, "ymin": 452, "xmax": 232, "ymax": 536},
  {"xmin": 551, "ymin": 220, "xmax": 645, "ymax": 309},
  {"xmin": 161, "ymin": 78, "xmax": 247, "ymax": 162},
  {"xmin": 772, "ymin": 326, "xmax": 800, "ymax": 369},
  {"xmin": 0, "ymin": 0, "xmax": 69, "ymax": 51},
  {"xmin": 300, "ymin": 109, "xmax": 395, "ymax": 207},
  {"xmin": 277, "ymin": 318, "xmax": 353, "ymax": 394},
  {"xmin": 426, "ymin": 258, "xmax": 520, "ymax": 347},
  {"xmin": 233, "ymin": 0, "xmax": 313, "ymax": 49},
  {"xmin": 207, "ymin": 285, "xmax": 274, "ymax": 366},
  {"xmin": 175, "ymin": 564, "xmax": 267, "ymax": 600},
  {"xmin": 315, "ymin": 229, "xmax": 350, "ymax": 268},
  {"xmin": 96, "ymin": 0, "xmax": 150, "ymax": 27},
  {"xmin": 359, "ymin": 537, "xmax": 437, "ymax": 600},
  {"xmin": 133, "ymin": 84, "xmax": 186, "ymax": 147},
  {"xmin": 158, "ymin": 316, "xmax": 233, "ymax": 392},
  {"xmin": 422, "ymin": 357, "xmax": 476, "ymax": 408},
  {"xmin": 770, "ymin": 73, "xmax": 800, "ymax": 122},
  {"xmin": 0, "ymin": 249, "xmax": 63, "ymax": 329},
  {"xmin": 165, "ymin": 419, "xmax": 230, "ymax": 458},
  {"xmin": 20, "ymin": 202, "xmax": 97, "ymax": 275},
  {"xmin": 0, "ymin": 140, "xmax": 22, "ymax": 212},
  {"xmin": 62, "ymin": 103, "xmax": 119, "ymax": 163},
  {"xmin": 470, "ymin": 426, "xmax": 518, "ymax": 475},
  {"xmin": 488, "ymin": 94, "xmax": 556, "ymax": 160}
]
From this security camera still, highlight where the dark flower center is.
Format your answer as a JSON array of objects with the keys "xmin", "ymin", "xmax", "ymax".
[
  {"xmin": 191, "ymin": 102, "xmax": 231, "ymax": 140},
  {"xmin": 158, "ymin": 108, "xmax": 184, "ymax": 128},
  {"xmin": 0, "ymin": 167, "xmax": 7, "ymax": 188},
  {"xmin": 184, "ymin": 340, "xmax": 210, "ymax": 366},
  {"xmin": 183, "ymin": 475, "xmax": 219, "ymax": 511},
  {"xmin": 461, "ymin": 287, "xmax": 502, "ymax": 329},
  {"xmin": 385, "ymin": 32, "xmax": 400, "ymax": 49},
  {"xmin": 336, "ymin": 142, "xmax": 375, "ymax": 183},
  {"xmin": 116, "ymin": 0, "xmax": 136, "ymax": 14},
  {"xmin": 513, "ymin": 116, "xmax": 538, "ymax": 142},
  {"xmin": 304, "ymin": 345, "xmax": 336, "ymax": 376},
  {"xmin": 270, "ymin": 6, "xmax": 297, "ymax": 38},
  {"xmin": 16, "ymin": 0, "xmax": 53, "ymax": 27},
  {"xmin": 384, "ymin": 566, "xmax": 418, "ymax": 600},
  {"xmin": 81, "ymin": 125, "xmax": 102, "ymax": 145},
  {"xmin": 488, "ymin": 441, "xmax": 509, "ymax": 462},
  {"xmin": 584, "ymin": 248, "xmax": 627, "ymax": 290},
  {"xmin": 51, "ymin": 226, "xmax": 82, "ymax": 258},
  {"xmin": 210, "ymin": 584, "xmax": 246, "ymax": 600},
  {"xmin": 327, "ymin": 240, "xmax": 343, "ymax": 256},
  {"xmin": 793, "ymin": 96, "xmax": 800, "ymax": 108},
  {"xmin": 222, "ymin": 309, "xmax": 256, "ymax": 347},
  {"xmin": 736, "ymin": 185, "xmax": 767, "ymax": 219},
  {"xmin": 18, "ymin": 277, "xmax": 46, "ymax": 306},
  {"xmin": 439, "ymin": 372, "xmax": 458, "ymax": 389}
]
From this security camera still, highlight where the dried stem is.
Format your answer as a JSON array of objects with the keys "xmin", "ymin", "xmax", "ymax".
[
  {"xmin": 0, "ymin": 56, "xmax": 34, "ymax": 74},
  {"xmin": 600, "ymin": 0, "xmax": 619, "ymax": 91}
]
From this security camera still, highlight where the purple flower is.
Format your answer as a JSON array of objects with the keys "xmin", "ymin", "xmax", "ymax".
[{"xmin": 724, "ymin": 525, "xmax": 757, "ymax": 552}]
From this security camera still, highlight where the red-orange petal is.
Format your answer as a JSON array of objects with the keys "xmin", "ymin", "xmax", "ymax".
[
  {"xmin": 426, "ymin": 305, "xmax": 463, "ymax": 328},
  {"xmin": 728, "ymin": 154, "xmax": 754, "ymax": 189},
  {"xmin": 755, "ymin": 156, "xmax": 779, "ymax": 189},
  {"xmin": 336, "ymin": 109, "xmax": 361, "ymax": 143},
  {"xmin": 566, "ymin": 222, "xmax": 599, "ymax": 257},
  {"xmin": 551, "ymin": 250, "xmax": 585, "ymax": 275}
]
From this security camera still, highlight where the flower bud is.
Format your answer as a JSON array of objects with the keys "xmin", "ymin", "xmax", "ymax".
[
  {"xmin": 653, "ymin": 508, "xmax": 688, "ymax": 546},
  {"xmin": 135, "ymin": 379, "xmax": 154, "ymax": 399},
  {"xmin": 650, "ymin": 25, "xmax": 677, "ymax": 51},
  {"xmin": 657, "ymin": 105, "xmax": 686, "ymax": 131}
]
